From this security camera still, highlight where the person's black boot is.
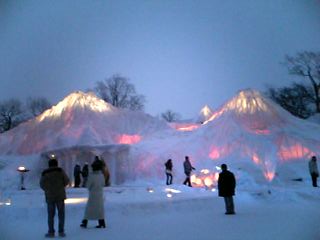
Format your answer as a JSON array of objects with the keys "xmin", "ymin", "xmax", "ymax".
[
  {"xmin": 80, "ymin": 219, "xmax": 88, "ymax": 228},
  {"xmin": 96, "ymin": 219, "xmax": 106, "ymax": 228}
]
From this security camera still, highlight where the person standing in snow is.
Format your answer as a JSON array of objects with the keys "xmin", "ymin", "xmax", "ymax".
[
  {"xmin": 81, "ymin": 162, "xmax": 89, "ymax": 187},
  {"xmin": 40, "ymin": 158, "xmax": 70, "ymax": 238},
  {"xmin": 183, "ymin": 156, "xmax": 195, "ymax": 187},
  {"xmin": 165, "ymin": 159, "xmax": 173, "ymax": 185},
  {"xmin": 99, "ymin": 156, "xmax": 110, "ymax": 186},
  {"xmin": 80, "ymin": 158, "xmax": 106, "ymax": 228},
  {"xmin": 309, "ymin": 156, "xmax": 319, "ymax": 187},
  {"xmin": 73, "ymin": 163, "xmax": 82, "ymax": 188},
  {"xmin": 218, "ymin": 164, "xmax": 236, "ymax": 215}
]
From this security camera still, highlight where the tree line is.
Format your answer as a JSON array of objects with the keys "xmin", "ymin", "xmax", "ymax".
[{"xmin": 1, "ymin": 51, "xmax": 319, "ymax": 133}]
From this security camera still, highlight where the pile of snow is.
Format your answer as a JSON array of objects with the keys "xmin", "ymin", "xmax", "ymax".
[
  {"xmin": 0, "ymin": 89, "xmax": 319, "ymax": 189},
  {"xmin": 0, "ymin": 91, "xmax": 170, "ymax": 155}
]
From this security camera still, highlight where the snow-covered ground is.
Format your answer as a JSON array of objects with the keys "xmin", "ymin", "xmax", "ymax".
[{"xmin": 1, "ymin": 182, "xmax": 319, "ymax": 240}]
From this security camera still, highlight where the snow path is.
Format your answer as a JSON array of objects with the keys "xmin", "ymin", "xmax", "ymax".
[{"xmin": 0, "ymin": 186, "xmax": 319, "ymax": 240}]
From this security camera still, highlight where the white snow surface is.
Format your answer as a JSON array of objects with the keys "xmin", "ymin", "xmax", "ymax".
[{"xmin": 0, "ymin": 183, "xmax": 320, "ymax": 240}]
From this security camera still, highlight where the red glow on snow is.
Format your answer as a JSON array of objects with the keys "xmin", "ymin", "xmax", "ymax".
[
  {"xmin": 209, "ymin": 147, "xmax": 220, "ymax": 159},
  {"xmin": 264, "ymin": 171, "xmax": 275, "ymax": 182},
  {"xmin": 191, "ymin": 170, "xmax": 220, "ymax": 188},
  {"xmin": 278, "ymin": 144, "xmax": 313, "ymax": 161},
  {"xmin": 252, "ymin": 153, "xmax": 261, "ymax": 164},
  {"xmin": 117, "ymin": 134, "xmax": 141, "ymax": 144},
  {"xmin": 175, "ymin": 124, "xmax": 200, "ymax": 131}
]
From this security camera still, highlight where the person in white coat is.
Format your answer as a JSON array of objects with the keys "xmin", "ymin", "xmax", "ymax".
[{"xmin": 80, "ymin": 158, "xmax": 106, "ymax": 228}]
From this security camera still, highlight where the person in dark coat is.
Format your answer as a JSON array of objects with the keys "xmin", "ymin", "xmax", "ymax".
[
  {"xmin": 82, "ymin": 163, "xmax": 89, "ymax": 188},
  {"xmin": 73, "ymin": 163, "xmax": 81, "ymax": 188},
  {"xmin": 40, "ymin": 158, "xmax": 70, "ymax": 238},
  {"xmin": 218, "ymin": 164, "xmax": 236, "ymax": 215},
  {"xmin": 165, "ymin": 159, "xmax": 173, "ymax": 185},
  {"xmin": 309, "ymin": 156, "xmax": 319, "ymax": 187},
  {"xmin": 183, "ymin": 156, "xmax": 195, "ymax": 187}
]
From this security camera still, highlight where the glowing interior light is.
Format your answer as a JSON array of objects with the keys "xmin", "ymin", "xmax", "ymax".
[
  {"xmin": 0, "ymin": 199, "xmax": 12, "ymax": 206},
  {"xmin": 278, "ymin": 144, "xmax": 313, "ymax": 161},
  {"xmin": 65, "ymin": 198, "xmax": 87, "ymax": 204},
  {"xmin": 200, "ymin": 169, "xmax": 210, "ymax": 174},
  {"xmin": 165, "ymin": 188, "xmax": 181, "ymax": 193},
  {"xmin": 201, "ymin": 105, "xmax": 212, "ymax": 116},
  {"xmin": 252, "ymin": 153, "xmax": 261, "ymax": 164},
  {"xmin": 209, "ymin": 147, "xmax": 220, "ymax": 159},
  {"xmin": 214, "ymin": 172, "xmax": 219, "ymax": 181},
  {"xmin": 18, "ymin": 166, "xmax": 26, "ymax": 171},
  {"xmin": 190, "ymin": 174, "xmax": 197, "ymax": 183},
  {"xmin": 204, "ymin": 177, "xmax": 213, "ymax": 187},
  {"xmin": 5, "ymin": 199, "xmax": 11, "ymax": 206},
  {"xmin": 37, "ymin": 91, "xmax": 112, "ymax": 122},
  {"xmin": 176, "ymin": 124, "xmax": 200, "ymax": 131},
  {"xmin": 264, "ymin": 171, "xmax": 275, "ymax": 182},
  {"xmin": 166, "ymin": 193, "xmax": 173, "ymax": 198},
  {"xmin": 117, "ymin": 134, "xmax": 142, "ymax": 144}
]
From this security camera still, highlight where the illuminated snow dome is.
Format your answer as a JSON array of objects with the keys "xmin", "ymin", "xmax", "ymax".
[
  {"xmin": 129, "ymin": 89, "xmax": 320, "ymax": 186},
  {"xmin": 0, "ymin": 91, "xmax": 169, "ymax": 155},
  {"xmin": 191, "ymin": 89, "xmax": 320, "ymax": 181}
]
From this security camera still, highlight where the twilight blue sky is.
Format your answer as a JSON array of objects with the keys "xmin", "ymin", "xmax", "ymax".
[{"xmin": 1, "ymin": 0, "xmax": 320, "ymax": 118}]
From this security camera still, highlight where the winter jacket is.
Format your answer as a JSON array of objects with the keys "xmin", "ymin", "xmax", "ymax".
[
  {"xmin": 165, "ymin": 161, "xmax": 173, "ymax": 173},
  {"xmin": 309, "ymin": 160, "xmax": 319, "ymax": 176},
  {"xmin": 82, "ymin": 165, "xmax": 89, "ymax": 178},
  {"xmin": 74, "ymin": 164, "xmax": 81, "ymax": 177},
  {"xmin": 218, "ymin": 170, "xmax": 236, "ymax": 197},
  {"xmin": 84, "ymin": 171, "xmax": 105, "ymax": 220},
  {"xmin": 183, "ymin": 160, "xmax": 195, "ymax": 175},
  {"xmin": 40, "ymin": 167, "xmax": 70, "ymax": 203}
]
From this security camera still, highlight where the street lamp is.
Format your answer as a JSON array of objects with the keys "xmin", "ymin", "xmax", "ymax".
[{"xmin": 17, "ymin": 166, "xmax": 30, "ymax": 190}]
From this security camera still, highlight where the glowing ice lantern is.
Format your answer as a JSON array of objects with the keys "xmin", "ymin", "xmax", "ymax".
[
  {"xmin": 147, "ymin": 187, "xmax": 154, "ymax": 193},
  {"xmin": 166, "ymin": 193, "xmax": 173, "ymax": 198},
  {"xmin": 5, "ymin": 199, "xmax": 11, "ymax": 206},
  {"xmin": 65, "ymin": 198, "xmax": 87, "ymax": 204},
  {"xmin": 17, "ymin": 166, "xmax": 30, "ymax": 190},
  {"xmin": 200, "ymin": 169, "xmax": 210, "ymax": 174},
  {"xmin": 204, "ymin": 177, "xmax": 213, "ymax": 187}
]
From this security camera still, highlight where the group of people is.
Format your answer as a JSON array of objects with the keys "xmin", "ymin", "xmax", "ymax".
[
  {"xmin": 165, "ymin": 156, "xmax": 236, "ymax": 214},
  {"xmin": 73, "ymin": 162, "xmax": 89, "ymax": 188},
  {"xmin": 165, "ymin": 156, "xmax": 195, "ymax": 186},
  {"xmin": 39, "ymin": 154, "xmax": 319, "ymax": 238},
  {"xmin": 40, "ymin": 156, "xmax": 107, "ymax": 238}
]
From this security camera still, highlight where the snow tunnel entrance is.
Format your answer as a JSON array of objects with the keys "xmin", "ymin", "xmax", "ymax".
[{"xmin": 40, "ymin": 144, "xmax": 131, "ymax": 185}]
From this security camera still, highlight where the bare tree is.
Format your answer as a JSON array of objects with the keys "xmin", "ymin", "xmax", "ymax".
[
  {"xmin": 284, "ymin": 51, "xmax": 320, "ymax": 112},
  {"xmin": 161, "ymin": 110, "xmax": 181, "ymax": 122},
  {"xmin": 27, "ymin": 97, "xmax": 52, "ymax": 117},
  {"xmin": 0, "ymin": 99, "xmax": 23, "ymax": 132},
  {"xmin": 266, "ymin": 83, "xmax": 314, "ymax": 119},
  {"xmin": 94, "ymin": 74, "xmax": 145, "ymax": 111}
]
